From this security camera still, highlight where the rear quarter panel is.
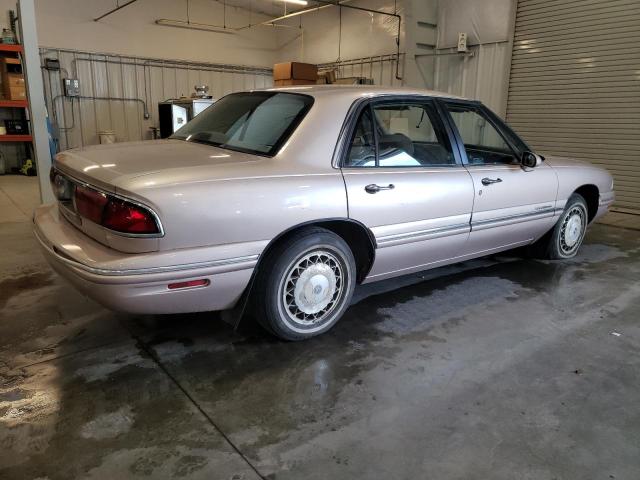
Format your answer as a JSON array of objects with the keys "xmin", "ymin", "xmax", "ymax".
[
  {"xmin": 113, "ymin": 91, "xmax": 357, "ymax": 255},
  {"xmin": 119, "ymin": 171, "xmax": 348, "ymax": 254}
]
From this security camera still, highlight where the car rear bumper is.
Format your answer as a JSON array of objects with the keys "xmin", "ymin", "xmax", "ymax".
[{"xmin": 33, "ymin": 204, "xmax": 257, "ymax": 314}]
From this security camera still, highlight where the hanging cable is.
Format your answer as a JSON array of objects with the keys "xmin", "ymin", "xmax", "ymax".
[
  {"xmin": 337, "ymin": 5, "xmax": 342, "ymax": 62},
  {"xmin": 299, "ymin": 15, "xmax": 304, "ymax": 60}
]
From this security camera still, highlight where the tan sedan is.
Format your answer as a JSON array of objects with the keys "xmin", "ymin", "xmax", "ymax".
[{"xmin": 35, "ymin": 86, "xmax": 614, "ymax": 340}]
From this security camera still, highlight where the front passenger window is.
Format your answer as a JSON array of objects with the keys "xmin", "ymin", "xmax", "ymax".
[{"xmin": 445, "ymin": 104, "xmax": 518, "ymax": 165}]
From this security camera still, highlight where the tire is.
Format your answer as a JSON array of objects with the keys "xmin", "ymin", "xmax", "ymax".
[
  {"xmin": 253, "ymin": 227, "xmax": 356, "ymax": 341},
  {"xmin": 531, "ymin": 193, "xmax": 589, "ymax": 260}
]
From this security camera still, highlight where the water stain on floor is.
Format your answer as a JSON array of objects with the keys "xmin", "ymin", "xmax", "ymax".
[{"xmin": 0, "ymin": 271, "xmax": 54, "ymax": 309}]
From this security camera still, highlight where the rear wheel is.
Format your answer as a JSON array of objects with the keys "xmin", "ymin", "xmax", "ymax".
[
  {"xmin": 254, "ymin": 228, "xmax": 356, "ymax": 341},
  {"xmin": 531, "ymin": 193, "xmax": 588, "ymax": 259}
]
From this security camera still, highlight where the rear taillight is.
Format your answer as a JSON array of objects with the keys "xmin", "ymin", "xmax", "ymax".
[
  {"xmin": 62, "ymin": 178, "xmax": 160, "ymax": 236},
  {"xmin": 50, "ymin": 168, "xmax": 73, "ymax": 201},
  {"xmin": 75, "ymin": 185, "xmax": 108, "ymax": 223},
  {"xmin": 102, "ymin": 199, "xmax": 159, "ymax": 234}
]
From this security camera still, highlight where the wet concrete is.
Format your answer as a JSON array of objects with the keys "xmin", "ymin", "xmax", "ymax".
[{"xmin": 1, "ymin": 220, "xmax": 639, "ymax": 479}]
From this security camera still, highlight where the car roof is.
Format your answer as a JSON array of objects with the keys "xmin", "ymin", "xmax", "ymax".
[{"xmin": 254, "ymin": 84, "xmax": 470, "ymax": 102}]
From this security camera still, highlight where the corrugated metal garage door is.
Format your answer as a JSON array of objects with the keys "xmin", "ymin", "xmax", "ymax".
[{"xmin": 506, "ymin": 0, "xmax": 640, "ymax": 213}]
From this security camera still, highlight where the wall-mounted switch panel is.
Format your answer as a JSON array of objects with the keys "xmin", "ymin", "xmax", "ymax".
[
  {"xmin": 63, "ymin": 78, "xmax": 80, "ymax": 97},
  {"xmin": 457, "ymin": 32, "xmax": 468, "ymax": 52}
]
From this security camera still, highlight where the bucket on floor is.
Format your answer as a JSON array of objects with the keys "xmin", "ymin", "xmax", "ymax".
[{"xmin": 98, "ymin": 130, "xmax": 116, "ymax": 144}]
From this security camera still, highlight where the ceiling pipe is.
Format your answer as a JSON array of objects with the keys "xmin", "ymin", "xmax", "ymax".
[
  {"xmin": 154, "ymin": 19, "xmax": 236, "ymax": 34},
  {"xmin": 94, "ymin": 0, "xmax": 140, "ymax": 22},
  {"xmin": 233, "ymin": 2, "xmax": 344, "ymax": 31}
]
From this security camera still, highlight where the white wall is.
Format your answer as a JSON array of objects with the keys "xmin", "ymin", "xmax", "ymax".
[
  {"xmin": 275, "ymin": 0, "xmax": 412, "ymax": 88},
  {"xmin": 0, "ymin": 0, "xmax": 516, "ymax": 171},
  {"xmin": 432, "ymin": 0, "xmax": 515, "ymax": 116},
  {"xmin": 0, "ymin": 0, "xmax": 279, "ymax": 171},
  {"xmin": 272, "ymin": 0, "xmax": 513, "ymax": 115},
  {"xmin": 276, "ymin": 0, "xmax": 406, "ymax": 65},
  {"xmin": 0, "ymin": 0, "xmax": 278, "ymax": 66},
  {"xmin": 0, "ymin": 0, "xmax": 516, "ymax": 111}
]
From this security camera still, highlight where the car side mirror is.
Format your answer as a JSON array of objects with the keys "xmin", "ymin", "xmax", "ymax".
[{"xmin": 521, "ymin": 151, "xmax": 543, "ymax": 168}]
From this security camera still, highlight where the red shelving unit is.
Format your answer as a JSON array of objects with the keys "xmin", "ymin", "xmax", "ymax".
[
  {"xmin": 0, "ymin": 44, "xmax": 23, "ymax": 53},
  {"xmin": 0, "ymin": 134, "xmax": 32, "ymax": 142},
  {"xmin": 0, "ymin": 99, "xmax": 27, "ymax": 108}
]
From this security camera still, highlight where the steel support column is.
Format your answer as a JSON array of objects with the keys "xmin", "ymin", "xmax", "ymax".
[{"xmin": 19, "ymin": 0, "xmax": 54, "ymax": 203}]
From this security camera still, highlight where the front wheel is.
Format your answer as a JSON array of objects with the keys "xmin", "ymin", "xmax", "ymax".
[
  {"xmin": 531, "ymin": 193, "xmax": 589, "ymax": 259},
  {"xmin": 254, "ymin": 228, "xmax": 356, "ymax": 341}
]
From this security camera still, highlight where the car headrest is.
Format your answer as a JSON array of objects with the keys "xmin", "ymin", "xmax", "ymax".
[{"xmin": 378, "ymin": 133, "xmax": 414, "ymax": 157}]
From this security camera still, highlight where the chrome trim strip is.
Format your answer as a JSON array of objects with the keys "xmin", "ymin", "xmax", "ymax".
[
  {"xmin": 52, "ymin": 167, "xmax": 166, "ymax": 239},
  {"xmin": 376, "ymin": 222, "xmax": 470, "ymax": 248},
  {"xmin": 376, "ymin": 205, "xmax": 564, "ymax": 248},
  {"xmin": 471, "ymin": 207, "xmax": 555, "ymax": 230},
  {"xmin": 35, "ymin": 228, "xmax": 258, "ymax": 277},
  {"xmin": 375, "ymin": 208, "xmax": 556, "ymax": 248}
]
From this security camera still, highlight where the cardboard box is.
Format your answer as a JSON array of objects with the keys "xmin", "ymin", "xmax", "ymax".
[
  {"xmin": 6, "ymin": 73, "xmax": 24, "ymax": 87},
  {"xmin": 274, "ymin": 79, "xmax": 316, "ymax": 86},
  {"xmin": 317, "ymin": 70, "xmax": 338, "ymax": 85},
  {"xmin": 6, "ymin": 85, "xmax": 26, "ymax": 100},
  {"xmin": 273, "ymin": 62, "xmax": 317, "ymax": 81}
]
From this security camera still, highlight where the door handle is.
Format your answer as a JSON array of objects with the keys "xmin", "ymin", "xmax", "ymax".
[
  {"xmin": 365, "ymin": 183, "xmax": 395, "ymax": 194},
  {"xmin": 481, "ymin": 177, "xmax": 502, "ymax": 186}
]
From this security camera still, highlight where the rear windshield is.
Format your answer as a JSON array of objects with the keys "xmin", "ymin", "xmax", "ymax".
[{"xmin": 171, "ymin": 91, "xmax": 314, "ymax": 156}]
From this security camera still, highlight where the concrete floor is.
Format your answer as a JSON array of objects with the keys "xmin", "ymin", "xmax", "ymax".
[{"xmin": 1, "ymin": 175, "xmax": 640, "ymax": 479}]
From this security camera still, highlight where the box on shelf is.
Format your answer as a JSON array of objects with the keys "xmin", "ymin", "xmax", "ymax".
[
  {"xmin": 5, "ymin": 119, "xmax": 28, "ymax": 135},
  {"xmin": 0, "ymin": 56, "xmax": 25, "ymax": 100},
  {"xmin": 317, "ymin": 70, "xmax": 337, "ymax": 84},
  {"xmin": 5, "ymin": 84, "xmax": 25, "ymax": 100},
  {"xmin": 273, "ymin": 62, "xmax": 318, "ymax": 82},
  {"xmin": 274, "ymin": 79, "xmax": 316, "ymax": 86},
  {"xmin": 333, "ymin": 77, "xmax": 374, "ymax": 85},
  {"xmin": 6, "ymin": 73, "xmax": 24, "ymax": 87}
]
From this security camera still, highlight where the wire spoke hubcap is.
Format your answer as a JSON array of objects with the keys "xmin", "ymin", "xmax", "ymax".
[
  {"xmin": 560, "ymin": 206, "xmax": 586, "ymax": 255},
  {"xmin": 282, "ymin": 250, "xmax": 344, "ymax": 326}
]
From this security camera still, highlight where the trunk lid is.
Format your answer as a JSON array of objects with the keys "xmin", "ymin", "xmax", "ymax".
[
  {"xmin": 54, "ymin": 139, "xmax": 259, "ymax": 191},
  {"xmin": 51, "ymin": 139, "xmax": 262, "ymax": 254}
]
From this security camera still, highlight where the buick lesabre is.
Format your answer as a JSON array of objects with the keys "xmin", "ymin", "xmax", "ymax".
[{"xmin": 35, "ymin": 86, "xmax": 615, "ymax": 340}]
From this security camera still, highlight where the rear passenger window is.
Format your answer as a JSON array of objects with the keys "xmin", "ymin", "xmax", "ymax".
[
  {"xmin": 345, "ymin": 108, "xmax": 376, "ymax": 167},
  {"xmin": 344, "ymin": 101, "xmax": 455, "ymax": 167}
]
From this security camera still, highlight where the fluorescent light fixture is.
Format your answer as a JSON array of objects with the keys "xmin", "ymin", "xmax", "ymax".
[
  {"xmin": 155, "ymin": 19, "xmax": 236, "ymax": 34},
  {"xmin": 277, "ymin": 0, "xmax": 308, "ymax": 5}
]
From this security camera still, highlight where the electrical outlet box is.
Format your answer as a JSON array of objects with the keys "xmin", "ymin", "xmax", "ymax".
[
  {"xmin": 457, "ymin": 32, "xmax": 468, "ymax": 52},
  {"xmin": 44, "ymin": 58, "xmax": 60, "ymax": 70},
  {"xmin": 63, "ymin": 78, "xmax": 80, "ymax": 97}
]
